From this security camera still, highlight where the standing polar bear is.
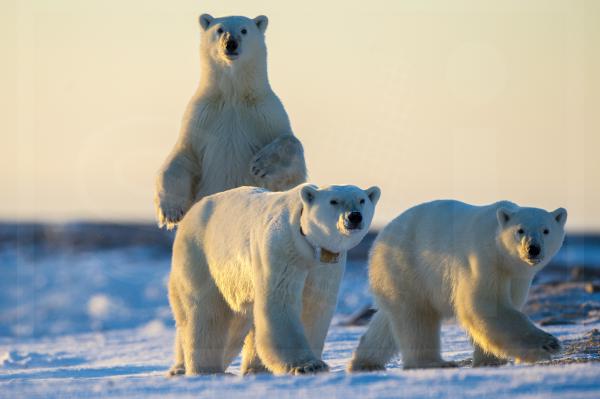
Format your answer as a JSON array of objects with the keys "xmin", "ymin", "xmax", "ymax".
[
  {"xmin": 155, "ymin": 14, "xmax": 306, "ymax": 229},
  {"xmin": 168, "ymin": 184, "xmax": 380, "ymax": 375},
  {"xmin": 349, "ymin": 200, "xmax": 567, "ymax": 371}
]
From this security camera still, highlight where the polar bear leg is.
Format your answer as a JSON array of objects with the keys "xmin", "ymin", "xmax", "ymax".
[
  {"xmin": 222, "ymin": 315, "xmax": 253, "ymax": 370},
  {"xmin": 180, "ymin": 288, "xmax": 233, "ymax": 375},
  {"xmin": 167, "ymin": 279, "xmax": 187, "ymax": 376},
  {"xmin": 253, "ymin": 267, "xmax": 326, "ymax": 375},
  {"xmin": 241, "ymin": 260, "xmax": 342, "ymax": 375},
  {"xmin": 167, "ymin": 329, "xmax": 186, "ymax": 376},
  {"xmin": 348, "ymin": 310, "xmax": 398, "ymax": 372},
  {"xmin": 240, "ymin": 328, "xmax": 269, "ymax": 374},
  {"xmin": 301, "ymin": 264, "xmax": 344, "ymax": 358},
  {"xmin": 155, "ymin": 148, "xmax": 199, "ymax": 230},
  {"xmin": 388, "ymin": 302, "xmax": 456, "ymax": 369},
  {"xmin": 456, "ymin": 281, "xmax": 561, "ymax": 363},
  {"xmin": 250, "ymin": 135, "xmax": 307, "ymax": 191}
]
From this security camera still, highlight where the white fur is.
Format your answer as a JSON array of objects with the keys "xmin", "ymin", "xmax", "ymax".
[
  {"xmin": 349, "ymin": 200, "xmax": 567, "ymax": 371},
  {"xmin": 167, "ymin": 184, "xmax": 380, "ymax": 375},
  {"xmin": 155, "ymin": 14, "xmax": 306, "ymax": 229}
]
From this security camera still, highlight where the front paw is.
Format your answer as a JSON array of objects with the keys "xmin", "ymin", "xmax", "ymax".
[
  {"xmin": 288, "ymin": 359, "xmax": 329, "ymax": 375},
  {"xmin": 155, "ymin": 198, "xmax": 189, "ymax": 230},
  {"xmin": 250, "ymin": 152, "xmax": 281, "ymax": 180},
  {"xmin": 515, "ymin": 331, "xmax": 561, "ymax": 363}
]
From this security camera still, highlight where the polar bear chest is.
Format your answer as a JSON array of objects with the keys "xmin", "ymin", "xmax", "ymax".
[{"xmin": 195, "ymin": 101, "xmax": 286, "ymax": 198}]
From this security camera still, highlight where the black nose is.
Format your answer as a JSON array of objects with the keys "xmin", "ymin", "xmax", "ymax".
[
  {"xmin": 348, "ymin": 212, "xmax": 363, "ymax": 225},
  {"xmin": 226, "ymin": 39, "xmax": 238, "ymax": 52},
  {"xmin": 528, "ymin": 244, "xmax": 541, "ymax": 257}
]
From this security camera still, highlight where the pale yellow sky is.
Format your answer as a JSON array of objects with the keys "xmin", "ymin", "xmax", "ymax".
[{"xmin": 1, "ymin": 0, "xmax": 599, "ymax": 229}]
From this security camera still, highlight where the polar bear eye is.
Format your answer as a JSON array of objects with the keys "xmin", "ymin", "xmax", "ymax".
[
  {"xmin": 241, "ymin": 28, "xmax": 247, "ymax": 35},
  {"xmin": 543, "ymin": 229, "xmax": 549, "ymax": 235},
  {"xmin": 360, "ymin": 199, "xmax": 365, "ymax": 205},
  {"xmin": 517, "ymin": 228, "xmax": 524, "ymax": 235},
  {"xmin": 330, "ymin": 200, "xmax": 338, "ymax": 206},
  {"xmin": 217, "ymin": 27, "xmax": 224, "ymax": 34}
]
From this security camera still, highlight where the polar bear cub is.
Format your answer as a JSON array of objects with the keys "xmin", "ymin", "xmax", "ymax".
[
  {"xmin": 155, "ymin": 14, "xmax": 306, "ymax": 229},
  {"xmin": 349, "ymin": 200, "xmax": 567, "ymax": 371},
  {"xmin": 168, "ymin": 183, "xmax": 380, "ymax": 375}
]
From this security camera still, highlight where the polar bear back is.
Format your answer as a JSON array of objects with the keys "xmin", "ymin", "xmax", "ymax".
[
  {"xmin": 374, "ymin": 199, "xmax": 516, "ymax": 264},
  {"xmin": 369, "ymin": 200, "xmax": 516, "ymax": 314}
]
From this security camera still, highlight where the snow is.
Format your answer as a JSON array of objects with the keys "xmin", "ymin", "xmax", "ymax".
[
  {"xmin": 2, "ymin": 324, "xmax": 600, "ymax": 399},
  {"xmin": 1, "ymin": 230, "xmax": 600, "ymax": 398}
]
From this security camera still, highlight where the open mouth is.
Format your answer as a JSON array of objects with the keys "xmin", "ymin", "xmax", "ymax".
[{"xmin": 224, "ymin": 51, "xmax": 239, "ymax": 59}]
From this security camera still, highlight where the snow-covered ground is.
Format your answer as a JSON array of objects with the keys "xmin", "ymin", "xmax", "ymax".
[
  {"xmin": 1, "ymin": 226, "xmax": 600, "ymax": 398},
  {"xmin": 2, "ymin": 323, "xmax": 600, "ymax": 399}
]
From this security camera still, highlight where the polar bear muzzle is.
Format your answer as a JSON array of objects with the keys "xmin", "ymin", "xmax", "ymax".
[{"xmin": 225, "ymin": 38, "xmax": 239, "ymax": 55}]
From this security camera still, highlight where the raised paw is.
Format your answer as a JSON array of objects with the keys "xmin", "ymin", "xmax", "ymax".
[
  {"xmin": 156, "ymin": 203, "xmax": 187, "ymax": 230},
  {"xmin": 166, "ymin": 364, "xmax": 185, "ymax": 377},
  {"xmin": 288, "ymin": 359, "xmax": 329, "ymax": 375},
  {"xmin": 250, "ymin": 152, "xmax": 282, "ymax": 180}
]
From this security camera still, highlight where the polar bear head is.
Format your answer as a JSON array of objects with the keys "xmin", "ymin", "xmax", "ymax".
[
  {"xmin": 496, "ymin": 205, "xmax": 567, "ymax": 269},
  {"xmin": 299, "ymin": 184, "xmax": 381, "ymax": 254},
  {"xmin": 198, "ymin": 14, "xmax": 268, "ymax": 67}
]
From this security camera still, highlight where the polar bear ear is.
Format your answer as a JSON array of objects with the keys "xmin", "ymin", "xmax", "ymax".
[
  {"xmin": 300, "ymin": 185, "xmax": 318, "ymax": 205},
  {"xmin": 496, "ymin": 208, "xmax": 513, "ymax": 227},
  {"xmin": 253, "ymin": 15, "xmax": 268, "ymax": 33},
  {"xmin": 199, "ymin": 14, "xmax": 214, "ymax": 31},
  {"xmin": 552, "ymin": 207, "xmax": 568, "ymax": 227},
  {"xmin": 366, "ymin": 186, "xmax": 381, "ymax": 206}
]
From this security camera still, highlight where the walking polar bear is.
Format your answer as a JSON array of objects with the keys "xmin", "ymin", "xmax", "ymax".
[
  {"xmin": 155, "ymin": 14, "xmax": 306, "ymax": 230},
  {"xmin": 168, "ymin": 184, "xmax": 380, "ymax": 375},
  {"xmin": 349, "ymin": 200, "xmax": 567, "ymax": 371}
]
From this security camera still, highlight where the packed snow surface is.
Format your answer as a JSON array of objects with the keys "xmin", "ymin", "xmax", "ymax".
[{"xmin": 2, "ymin": 228, "xmax": 600, "ymax": 398}]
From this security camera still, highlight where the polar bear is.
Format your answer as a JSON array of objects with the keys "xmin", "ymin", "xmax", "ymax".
[
  {"xmin": 168, "ymin": 183, "xmax": 380, "ymax": 375},
  {"xmin": 348, "ymin": 200, "xmax": 567, "ymax": 371},
  {"xmin": 155, "ymin": 14, "xmax": 306, "ymax": 229}
]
